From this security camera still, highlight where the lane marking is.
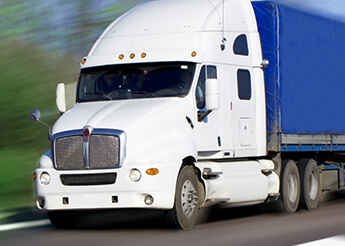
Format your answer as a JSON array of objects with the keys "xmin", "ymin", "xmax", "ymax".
[
  {"xmin": 0, "ymin": 219, "xmax": 50, "ymax": 232},
  {"xmin": 296, "ymin": 235, "xmax": 345, "ymax": 246}
]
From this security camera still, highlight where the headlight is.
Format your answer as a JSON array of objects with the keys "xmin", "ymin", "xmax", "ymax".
[
  {"xmin": 129, "ymin": 169, "xmax": 141, "ymax": 182},
  {"xmin": 39, "ymin": 172, "xmax": 51, "ymax": 185}
]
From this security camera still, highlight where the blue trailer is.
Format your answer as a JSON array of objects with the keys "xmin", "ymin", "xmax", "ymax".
[
  {"xmin": 253, "ymin": 1, "xmax": 345, "ymax": 200},
  {"xmin": 252, "ymin": 1, "xmax": 345, "ymax": 152}
]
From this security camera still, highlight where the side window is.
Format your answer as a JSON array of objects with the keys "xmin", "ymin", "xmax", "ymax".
[
  {"xmin": 233, "ymin": 34, "xmax": 249, "ymax": 56},
  {"xmin": 206, "ymin": 66, "xmax": 217, "ymax": 79},
  {"xmin": 237, "ymin": 69, "xmax": 251, "ymax": 100}
]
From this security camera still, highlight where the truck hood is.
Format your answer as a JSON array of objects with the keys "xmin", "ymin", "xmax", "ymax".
[
  {"xmin": 52, "ymin": 98, "xmax": 196, "ymax": 163},
  {"xmin": 53, "ymin": 98, "xmax": 188, "ymax": 132}
]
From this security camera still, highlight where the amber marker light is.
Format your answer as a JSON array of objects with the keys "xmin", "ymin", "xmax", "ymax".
[
  {"xmin": 32, "ymin": 172, "xmax": 37, "ymax": 180},
  {"xmin": 130, "ymin": 53, "xmax": 135, "ymax": 59},
  {"xmin": 81, "ymin": 58, "xmax": 87, "ymax": 65},
  {"xmin": 119, "ymin": 54, "xmax": 124, "ymax": 60},
  {"xmin": 146, "ymin": 168, "xmax": 159, "ymax": 176},
  {"xmin": 141, "ymin": 52, "xmax": 147, "ymax": 58},
  {"xmin": 191, "ymin": 51, "xmax": 197, "ymax": 57}
]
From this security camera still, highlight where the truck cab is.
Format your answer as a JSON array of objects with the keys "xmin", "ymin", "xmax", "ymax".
[{"xmin": 32, "ymin": 0, "xmax": 280, "ymax": 230}]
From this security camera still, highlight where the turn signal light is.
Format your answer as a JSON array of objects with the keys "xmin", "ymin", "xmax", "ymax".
[
  {"xmin": 81, "ymin": 58, "xmax": 87, "ymax": 65},
  {"xmin": 146, "ymin": 168, "xmax": 159, "ymax": 176},
  {"xmin": 32, "ymin": 172, "xmax": 37, "ymax": 180}
]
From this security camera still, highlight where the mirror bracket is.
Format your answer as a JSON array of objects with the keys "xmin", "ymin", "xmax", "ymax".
[
  {"xmin": 198, "ymin": 110, "xmax": 212, "ymax": 122},
  {"xmin": 29, "ymin": 108, "xmax": 52, "ymax": 140}
]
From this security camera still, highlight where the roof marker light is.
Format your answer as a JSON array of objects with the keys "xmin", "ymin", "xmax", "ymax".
[
  {"xmin": 141, "ymin": 52, "xmax": 146, "ymax": 58},
  {"xmin": 119, "ymin": 54, "xmax": 124, "ymax": 60},
  {"xmin": 191, "ymin": 51, "xmax": 197, "ymax": 57},
  {"xmin": 130, "ymin": 53, "xmax": 135, "ymax": 59}
]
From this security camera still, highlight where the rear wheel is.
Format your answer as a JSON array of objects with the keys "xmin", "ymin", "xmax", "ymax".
[
  {"xmin": 298, "ymin": 158, "xmax": 321, "ymax": 210},
  {"xmin": 278, "ymin": 159, "xmax": 301, "ymax": 213},
  {"xmin": 165, "ymin": 166, "xmax": 200, "ymax": 230}
]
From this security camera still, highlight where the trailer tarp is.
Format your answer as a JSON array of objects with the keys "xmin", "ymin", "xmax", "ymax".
[{"xmin": 252, "ymin": 1, "xmax": 345, "ymax": 135}]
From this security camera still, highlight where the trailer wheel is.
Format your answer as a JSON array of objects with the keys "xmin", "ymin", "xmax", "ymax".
[
  {"xmin": 165, "ymin": 166, "xmax": 199, "ymax": 230},
  {"xmin": 278, "ymin": 159, "xmax": 300, "ymax": 213},
  {"xmin": 298, "ymin": 158, "xmax": 321, "ymax": 210}
]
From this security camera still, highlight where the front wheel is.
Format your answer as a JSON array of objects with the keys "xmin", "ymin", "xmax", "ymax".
[{"xmin": 165, "ymin": 166, "xmax": 200, "ymax": 230}]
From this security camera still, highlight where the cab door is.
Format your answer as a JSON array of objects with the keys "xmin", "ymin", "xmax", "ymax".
[
  {"xmin": 194, "ymin": 65, "xmax": 223, "ymax": 152},
  {"xmin": 237, "ymin": 68, "xmax": 255, "ymax": 147}
]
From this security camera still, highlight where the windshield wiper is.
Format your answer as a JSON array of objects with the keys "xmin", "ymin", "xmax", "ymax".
[
  {"xmin": 131, "ymin": 91, "xmax": 153, "ymax": 98},
  {"xmin": 92, "ymin": 92, "xmax": 112, "ymax": 100},
  {"xmin": 101, "ymin": 93, "xmax": 112, "ymax": 100}
]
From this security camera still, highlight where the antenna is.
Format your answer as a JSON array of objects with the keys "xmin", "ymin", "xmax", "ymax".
[
  {"xmin": 207, "ymin": 0, "xmax": 226, "ymax": 50},
  {"xmin": 220, "ymin": 0, "xmax": 226, "ymax": 51}
]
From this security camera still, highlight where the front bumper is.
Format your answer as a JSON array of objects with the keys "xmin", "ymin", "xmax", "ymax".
[{"xmin": 34, "ymin": 162, "xmax": 180, "ymax": 211}]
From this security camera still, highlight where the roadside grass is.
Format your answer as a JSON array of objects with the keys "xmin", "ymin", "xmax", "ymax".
[
  {"xmin": 0, "ymin": 39, "xmax": 78, "ymax": 214},
  {"xmin": 0, "ymin": 148, "xmax": 43, "ymax": 210}
]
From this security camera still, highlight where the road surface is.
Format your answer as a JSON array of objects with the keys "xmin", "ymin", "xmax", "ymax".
[{"xmin": 1, "ymin": 191, "xmax": 345, "ymax": 246}]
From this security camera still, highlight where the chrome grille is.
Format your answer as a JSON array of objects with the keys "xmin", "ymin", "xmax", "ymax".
[
  {"xmin": 55, "ymin": 136, "xmax": 84, "ymax": 169},
  {"xmin": 90, "ymin": 135, "xmax": 119, "ymax": 168},
  {"xmin": 54, "ymin": 134, "xmax": 120, "ymax": 170}
]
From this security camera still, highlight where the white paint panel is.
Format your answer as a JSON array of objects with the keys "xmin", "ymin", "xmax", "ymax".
[
  {"xmin": 239, "ymin": 118, "xmax": 253, "ymax": 146},
  {"xmin": 198, "ymin": 160, "xmax": 279, "ymax": 203}
]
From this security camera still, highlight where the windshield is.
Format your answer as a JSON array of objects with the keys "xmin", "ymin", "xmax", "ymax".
[{"xmin": 77, "ymin": 62, "xmax": 196, "ymax": 102}]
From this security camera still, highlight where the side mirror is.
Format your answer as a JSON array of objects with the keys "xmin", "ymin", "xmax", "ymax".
[
  {"xmin": 56, "ymin": 83, "xmax": 66, "ymax": 113},
  {"xmin": 205, "ymin": 78, "xmax": 219, "ymax": 111},
  {"xmin": 29, "ymin": 108, "xmax": 52, "ymax": 139},
  {"xmin": 29, "ymin": 108, "xmax": 41, "ymax": 122}
]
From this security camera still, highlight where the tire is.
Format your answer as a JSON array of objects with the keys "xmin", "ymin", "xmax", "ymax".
[
  {"xmin": 298, "ymin": 158, "xmax": 321, "ymax": 210},
  {"xmin": 165, "ymin": 166, "xmax": 200, "ymax": 230},
  {"xmin": 48, "ymin": 211, "xmax": 79, "ymax": 229},
  {"xmin": 278, "ymin": 159, "xmax": 301, "ymax": 213}
]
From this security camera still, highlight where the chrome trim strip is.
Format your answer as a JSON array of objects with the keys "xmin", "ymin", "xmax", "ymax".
[
  {"xmin": 83, "ymin": 141, "xmax": 90, "ymax": 169},
  {"xmin": 281, "ymin": 134, "xmax": 332, "ymax": 145}
]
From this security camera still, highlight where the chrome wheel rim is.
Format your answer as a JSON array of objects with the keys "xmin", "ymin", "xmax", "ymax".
[
  {"xmin": 288, "ymin": 172, "xmax": 298, "ymax": 203},
  {"xmin": 309, "ymin": 170, "xmax": 318, "ymax": 200},
  {"xmin": 181, "ymin": 179, "xmax": 197, "ymax": 217}
]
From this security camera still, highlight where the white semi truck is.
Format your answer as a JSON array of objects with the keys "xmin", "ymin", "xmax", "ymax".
[{"xmin": 30, "ymin": 0, "xmax": 345, "ymax": 229}]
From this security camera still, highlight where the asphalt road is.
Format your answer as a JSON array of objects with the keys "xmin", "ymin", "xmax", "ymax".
[{"xmin": 1, "ymin": 191, "xmax": 345, "ymax": 246}]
